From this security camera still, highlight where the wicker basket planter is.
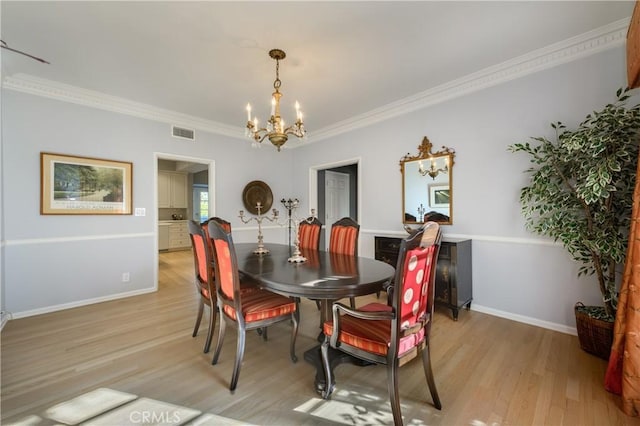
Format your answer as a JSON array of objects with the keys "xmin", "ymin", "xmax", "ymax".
[{"xmin": 575, "ymin": 303, "xmax": 614, "ymax": 360}]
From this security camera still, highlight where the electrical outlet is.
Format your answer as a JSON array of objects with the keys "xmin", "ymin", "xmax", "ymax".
[
  {"xmin": 135, "ymin": 208, "xmax": 146, "ymax": 216},
  {"xmin": 122, "ymin": 272, "xmax": 130, "ymax": 283}
]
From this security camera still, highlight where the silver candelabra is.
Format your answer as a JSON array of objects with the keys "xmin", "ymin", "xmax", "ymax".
[
  {"xmin": 417, "ymin": 203, "xmax": 426, "ymax": 220},
  {"xmin": 279, "ymin": 198, "xmax": 316, "ymax": 263},
  {"xmin": 239, "ymin": 201, "xmax": 278, "ymax": 255}
]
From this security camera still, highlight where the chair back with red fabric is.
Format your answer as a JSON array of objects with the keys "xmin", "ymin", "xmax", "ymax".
[
  {"xmin": 298, "ymin": 216, "xmax": 322, "ymax": 250},
  {"xmin": 205, "ymin": 217, "xmax": 232, "ymax": 234},
  {"xmin": 320, "ymin": 222, "xmax": 442, "ymax": 423},
  {"xmin": 187, "ymin": 220, "xmax": 216, "ymax": 353},
  {"xmin": 392, "ymin": 222, "xmax": 440, "ymax": 358},
  {"xmin": 329, "ymin": 217, "xmax": 359, "ymax": 255},
  {"xmin": 189, "ymin": 220, "xmax": 212, "ymax": 296},
  {"xmin": 206, "ymin": 220, "xmax": 241, "ymax": 305},
  {"xmin": 201, "ymin": 217, "xmax": 232, "ymax": 255}
]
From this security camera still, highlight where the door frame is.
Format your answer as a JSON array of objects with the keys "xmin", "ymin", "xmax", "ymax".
[
  {"xmin": 154, "ymin": 152, "xmax": 215, "ymax": 290},
  {"xmin": 308, "ymin": 157, "xmax": 362, "ymax": 249}
]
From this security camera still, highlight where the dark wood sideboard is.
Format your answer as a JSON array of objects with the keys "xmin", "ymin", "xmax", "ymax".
[{"xmin": 374, "ymin": 236, "xmax": 472, "ymax": 320}]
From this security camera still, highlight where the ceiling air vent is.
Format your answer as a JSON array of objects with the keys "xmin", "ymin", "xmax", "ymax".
[{"xmin": 171, "ymin": 125, "xmax": 195, "ymax": 141}]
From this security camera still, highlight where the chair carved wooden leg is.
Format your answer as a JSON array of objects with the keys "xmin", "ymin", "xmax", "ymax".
[
  {"xmin": 211, "ymin": 308, "xmax": 226, "ymax": 365},
  {"xmin": 388, "ymin": 360, "xmax": 402, "ymax": 426},
  {"xmin": 290, "ymin": 306, "xmax": 300, "ymax": 363},
  {"xmin": 192, "ymin": 300, "xmax": 204, "ymax": 337},
  {"xmin": 421, "ymin": 338, "xmax": 442, "ymax": 409},
  {"xmin": 203, "ymin": 304, "xmax": 215, "ymax": 353},
  {"xmin": 230, "ymin": 324, "xmax": 247, "ymax": 392}
]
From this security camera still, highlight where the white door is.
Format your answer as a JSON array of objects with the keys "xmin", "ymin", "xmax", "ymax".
[{"xmin": 325, "ymin": 171, "xmax": 350, "ymax": 248}]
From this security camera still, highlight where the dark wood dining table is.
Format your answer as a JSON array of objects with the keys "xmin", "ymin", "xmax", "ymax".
[{"xmin": 234, "ymin": 242, "xmax": 396, "ymax": 393}]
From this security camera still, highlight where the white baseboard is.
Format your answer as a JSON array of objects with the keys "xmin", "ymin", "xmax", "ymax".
[
  {"xmin": 1, "ymin": 311, "xmax": 11, "ymax": 331},
  {"xmin": 9, "ymin": 287, "xmax": 157, "ymax": 320},
  {"xmin": 471, "ymin": 303, "xmax": 577, "ymax": 336}
]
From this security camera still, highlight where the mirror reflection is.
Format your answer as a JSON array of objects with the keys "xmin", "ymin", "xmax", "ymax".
[{"xmin": 400, "ymin": 137, "xmax": 455, "ymax": 225}]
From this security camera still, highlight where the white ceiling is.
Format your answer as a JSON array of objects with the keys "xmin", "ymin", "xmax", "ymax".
[{"xmin": 1, "ymin": 1, "xmax": 636, "ymax": 142}]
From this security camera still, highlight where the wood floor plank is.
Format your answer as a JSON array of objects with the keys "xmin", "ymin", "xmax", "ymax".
[{"xmin": 2, "ymin": 249, "xmax": 640, "ymax": 425}]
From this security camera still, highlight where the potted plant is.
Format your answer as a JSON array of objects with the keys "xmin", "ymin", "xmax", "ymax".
[{"xmin": 509, "ymin": 88, "xmax": 640, "ymax": 359}]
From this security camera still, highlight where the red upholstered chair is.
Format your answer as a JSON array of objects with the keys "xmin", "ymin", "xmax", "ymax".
[
  {"xmin": 329, "ymin": 217, "xmax": 359, "ymax": 255},
  {"xmin": 208, "ymin": 220, "xmax": 300, "ymax": 392},
  {"xmin": 188, "ymin": 220, "xmax": 217, "ymax": 353},
  {"xmin": 329, "ymin": 217, "xmax": 360, "ymax": 307},
  {"xmin": 298, "ymin": 216, "xmax": 322, "ymax": 250},
  {"xmin": 320, "ymin": 222, "xmax": 443, "ymax": 425}
]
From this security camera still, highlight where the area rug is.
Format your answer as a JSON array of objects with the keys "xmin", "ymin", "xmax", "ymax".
[{"xmin": 5, "ymin": 388, "xmax": 256, "ymax": 426}]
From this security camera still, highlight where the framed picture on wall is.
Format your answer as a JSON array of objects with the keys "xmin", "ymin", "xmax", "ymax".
[
  {"xmin": 429, "ymin": 184, "xmax": 450, "ymax": 208},
  {"xmin": 40, "ymin": 152, "xmax": 133, "ymax": 215}
]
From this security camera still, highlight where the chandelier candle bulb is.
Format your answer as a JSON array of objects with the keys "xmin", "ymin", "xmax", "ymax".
[{"xmin": 246, "ymin": 103, "xmax": 251, "ymax": 121}]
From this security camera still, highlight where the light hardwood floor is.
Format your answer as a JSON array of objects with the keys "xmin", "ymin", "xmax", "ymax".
[{"xmin": 2, "ymin": 250, "xmax": 639, "ymax": 425}]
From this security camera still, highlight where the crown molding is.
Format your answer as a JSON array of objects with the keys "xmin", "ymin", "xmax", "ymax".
[
  {"xmin": 310, "ymin": 17, "xmax": 631, "ymax": 142},
  {"xmin": 2, "ymin": 18, "xmax": 630, "ymax": 144},
  {"xmin": 2, "ymin": 74, "xmax": 244, "ymax": 139}
]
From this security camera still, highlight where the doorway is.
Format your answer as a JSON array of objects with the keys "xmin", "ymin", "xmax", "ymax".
[
  {"xmin": 312, "ymin": 160, "xmax": 359, "ymax": 250},
  {"xmin": 155, "ymin": 153, "xmax": 214, "ymax": 290}
]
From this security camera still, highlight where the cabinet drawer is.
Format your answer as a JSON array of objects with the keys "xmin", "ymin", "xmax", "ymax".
[
  {"xmin": 169, "ymin": 237, "xmax": 191, "ymax": 248},
  {"xmin": 169, "ymin": 228, "xmax": 185, "ymax": 237}
]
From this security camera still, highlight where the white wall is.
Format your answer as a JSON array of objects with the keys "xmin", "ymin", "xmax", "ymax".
[
  {"xmin": 292, "ymin": 46, "xmax": 633, "ymax": 333},
  {"xmin": 0, "ymin": 43, "xmax": 635, "ymax": 334},
  {"xmin": 1, "ymin": 91, "xmax": 293, "ymax": 316}
]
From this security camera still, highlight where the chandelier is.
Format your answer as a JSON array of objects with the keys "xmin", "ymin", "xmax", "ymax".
[
  {"xmin": 245, "ymin": 49, "xmax": 306, "ymax": 151},
  {"xmin": 418, "ymin": 157, "xmax": 449, "ymax": 179}
]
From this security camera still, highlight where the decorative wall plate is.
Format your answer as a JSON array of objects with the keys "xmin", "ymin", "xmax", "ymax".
[{"xmin": 242, "ymin": 180, "xmax": 274, "ymax": 214}]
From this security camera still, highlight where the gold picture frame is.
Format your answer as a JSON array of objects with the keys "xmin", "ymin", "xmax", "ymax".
[
  {"xmin": 429, "ymin": 184, "xmax": 450, "ymax": 208},
  {"xmin": 41, "ymin": 152, "xmax": 133, "ymax": 215}
]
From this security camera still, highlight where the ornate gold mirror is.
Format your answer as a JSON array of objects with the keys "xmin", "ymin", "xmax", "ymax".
[{"xmin": 400, "ymin": 136, "xmax": 455, "ymax": 225}]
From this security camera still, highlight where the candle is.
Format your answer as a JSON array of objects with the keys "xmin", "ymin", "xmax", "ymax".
[{"xmin": 246, "ymin": 103, "xmax": 251, "ymax": 121}]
